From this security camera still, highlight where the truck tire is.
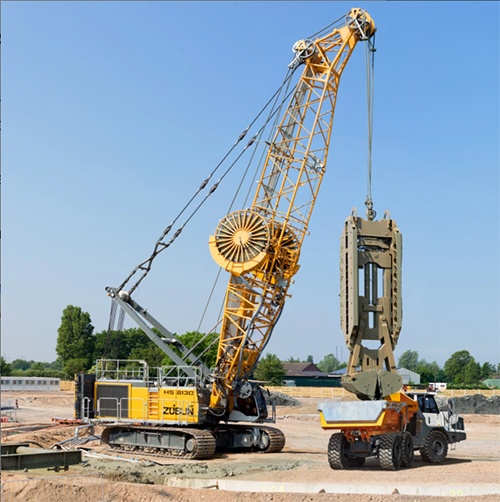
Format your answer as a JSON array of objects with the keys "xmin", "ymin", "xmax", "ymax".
[
  {"xmin": 421, "ymin": 430, "xmax": 448, "ymax": 463},
  {"xmin": 327, "ymin": 432, "xmax": 350, "ymax": 470},
  {"xmin": 379, "ymin": 433, "xmax": 403, "ymax": 470},
  {"xmin": 401, "ymin": 431, "xmax": 414, "ymax": 468}
]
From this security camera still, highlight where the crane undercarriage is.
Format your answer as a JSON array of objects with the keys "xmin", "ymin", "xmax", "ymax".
[{"xmin": 102, "ymin": 424, "xmax": 285, "ymax": 460}]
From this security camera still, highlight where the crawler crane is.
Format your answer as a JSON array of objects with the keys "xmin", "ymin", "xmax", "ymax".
[{"xmin": 75, "ymin": 8, "xmax": 377, "ymax": 459}]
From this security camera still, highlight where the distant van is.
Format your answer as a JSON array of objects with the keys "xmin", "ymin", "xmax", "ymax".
[{"xmin": 429, "ymin": 382, "xmax": 447, "ymax": 392}]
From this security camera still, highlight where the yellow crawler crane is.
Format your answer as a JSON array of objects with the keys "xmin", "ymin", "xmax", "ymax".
[{"xmin": 75, "ymin": 8, "xmax": 377, "ymax": 460}]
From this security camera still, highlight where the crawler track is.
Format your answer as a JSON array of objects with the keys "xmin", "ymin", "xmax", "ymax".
[
  {"xmin": 101, "ymin": 423, "xmax": 285, "ymax": 459},
  {"xmin": 259, "ymin": 426, "xmax": 286, "ymax": 453},
  {"xmin": 102, "ymin": 425, "xmax": 216, "ymax": 460}
]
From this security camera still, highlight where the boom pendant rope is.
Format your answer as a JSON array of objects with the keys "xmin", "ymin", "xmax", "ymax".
[
  {"xmin": 197, "ymin": 68, "xmax": 297, "ymax": 333},
  {"xmin": 113, "ymin": 70, "xmax": 300, "ymax": 298},
  {"xmin": 114, "ymin": 15, "xmax": 359, "ymax": 300},
  {"xmin": 112, "ymin": 13, "xmax": 365, "ymax": 301}
]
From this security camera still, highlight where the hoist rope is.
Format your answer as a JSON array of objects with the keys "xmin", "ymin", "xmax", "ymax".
[
  {"xmin": 307, "ymin": 15, "xmax": 345, "ymax": 40},
  {"xmin": 364, "ymin": 33, "xmax": 377, "ymax": 221}
]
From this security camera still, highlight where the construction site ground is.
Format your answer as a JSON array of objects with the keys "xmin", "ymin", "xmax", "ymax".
[{"xmin": 1, "ymin": 391, "xmax": 499, "ymax": 501}]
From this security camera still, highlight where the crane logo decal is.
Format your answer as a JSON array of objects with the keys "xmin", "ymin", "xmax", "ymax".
[{"xmin": 163, "ymin": 405, "xmax": 195, "ymax": 416}]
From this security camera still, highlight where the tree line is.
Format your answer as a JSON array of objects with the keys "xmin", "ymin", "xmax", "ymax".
[
  {"xmin": 1, "ymin": 305, "xmax": 218, "ymax": 379},
  {"xmin": 253, "ymin": 349, "xmax": 499, "ymax": 387},
  {"xmin": 1, "ymin": 305, "xmax": 498, "ymax": 388}
]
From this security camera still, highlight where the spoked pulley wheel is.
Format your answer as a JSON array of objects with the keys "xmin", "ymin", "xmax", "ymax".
[{"xmin": 209, "ymin": 210, "xmax": 271, "ymax": 274}]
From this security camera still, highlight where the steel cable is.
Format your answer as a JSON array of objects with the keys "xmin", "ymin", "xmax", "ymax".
[
  {"xmin": 117, "ymin": 69, "xmax": 300, "ymax": 296},
  {"xmin": 364, "ymin": 33, "xmax": 377, "ymax": 221},
  {"xmin": 116, "ymin": 15, "xmax": 351, "ymax": 297},
  {"xmin": 197, "ymin": 69, "xmax": 297, "ymax": 332}
]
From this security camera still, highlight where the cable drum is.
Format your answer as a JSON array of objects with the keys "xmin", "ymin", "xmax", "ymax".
[
  {"xmin": 209, "ymin": 210, "xmax": 271, "ymax": 275},
  {"xmin": 262, "ymin": 222, "xmax": 301, "ymax": 281}
]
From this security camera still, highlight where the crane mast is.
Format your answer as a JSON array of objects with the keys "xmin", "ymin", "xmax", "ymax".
[{"xmin": 208, "ymin": 8, "xmax": 376, "ymax": 414}]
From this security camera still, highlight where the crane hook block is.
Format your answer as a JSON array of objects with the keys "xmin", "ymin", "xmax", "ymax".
[{"xmin": 209, "ymin": 210, "xmax": 270, "ymax": 276}]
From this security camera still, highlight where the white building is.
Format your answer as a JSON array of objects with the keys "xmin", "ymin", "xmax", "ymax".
[{"xmin": 0, "ymin": 377, "xmax": 60, "ymax": 392}]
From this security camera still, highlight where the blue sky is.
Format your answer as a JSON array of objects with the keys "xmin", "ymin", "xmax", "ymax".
[{"xmin": 2, "ymin": 1, "xmax": 499, "ymax": 368}]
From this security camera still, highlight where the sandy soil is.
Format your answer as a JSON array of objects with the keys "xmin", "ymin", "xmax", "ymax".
[{"xmin": 1, "ymin": 392, "xmax": 499, "ymax": 501}]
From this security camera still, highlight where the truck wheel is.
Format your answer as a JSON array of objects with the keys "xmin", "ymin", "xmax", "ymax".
[
  {"xmin": 379, "ymin": 433, "xmax": 403, "ymax": 470},
  {"xmin": 328, "ymin": 432, "xmax": 350, "ymax": 469},
  {"xmin": 401, "ymin": 431, "xmax": 414, "ymax": 468},
  {"xmin": 421, "ymin": 430, "xmax": 448, "ymax": 463}
]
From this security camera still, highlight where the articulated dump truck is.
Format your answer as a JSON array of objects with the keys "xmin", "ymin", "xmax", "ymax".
[{"xmin": 319, "ymin": 390, "xmax": 466, "ymax": 470}]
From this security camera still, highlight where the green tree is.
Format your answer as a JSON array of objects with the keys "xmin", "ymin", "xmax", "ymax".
[
  {"xmin": 93, "ymin": 328, "xmax": 147, "ymax": 361},
  {"xmin": 444, "ymin": 350, "xmax": 474, "ymax": 385},
  {"xmin": 11, "ymin": 368, "xmax": 66, "ymax": 379},
  {"xmin": 56, "ymin": 305, "xmax": 95, "ymax": 371},
  {"xmin": 92, "ymin": 327, "xmax": 219, "ymax": 370},
  {"xmin": 286, "ymin": 356, "xmax": 300, "ymax": 363},
  {"xmin": 318, "ymin": 353, "xmax": 343, "ymax": 373},
  {"xmin": 177, "ymin": 331, "xmax": 219, "ymax": 369},
  {"xmin": 415, "ymin": 360, "xmax": 445, "ymax": 384},
  {"xmin": 49, "ymin": 359, "xmax": 64, "ymax": 371},
  {"xmin": 30, "ymin": 362, "xmax": 49, "ymax": 372},
  {"xmin": 0, "ymin": 356, "xmax": 12, "ymax": 376},
  {"xmin": 63, "ymin": 358, "xmax": 89, "ymax": 377},
  {"xmin": 155, "ymin": 331, "xmax": 219, "ymax": 369},
  {"xmin": 129, "ymin": 346, "xmax": 168, "ymax": 368},
  {"xmin": 306, "ymin": 355, "xmax": 314, "ymax": 363},
  {"xmin": 480, "ymin": 362, "xmax": 497, "ymax": 380},
  {"xmin": 11, "ymin": 359, "xmax": 31, "ymax": 371},
  {"xmin": 464, "ymin": 359, "xmax": 482, "ymax": 385},
  {"xmin": 253, "ymin": 354, "xmax": 286, "ymax": 385},
  {"xmin": 398, "ymin": 350, "xmax": 419, "ymax": 371}
]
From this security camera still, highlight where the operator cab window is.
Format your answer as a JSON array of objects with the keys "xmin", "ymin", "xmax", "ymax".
[{"xmin": 416, "ymin": 394, "xmax": 439, "ymax": 413}]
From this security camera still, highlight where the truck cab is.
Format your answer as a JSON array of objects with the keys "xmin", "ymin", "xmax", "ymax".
[{"xmin": 405, "ymin": 391, "xmax": 466, "ymax": 463}]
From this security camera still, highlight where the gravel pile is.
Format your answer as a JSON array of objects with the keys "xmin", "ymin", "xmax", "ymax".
[
  {"xmin": 265, "ymin": 391, "xmax": 301, "ymax": 407},
  {"xmin": 436, "ymin": 394, "xmax": 500, "ymax": 414}
]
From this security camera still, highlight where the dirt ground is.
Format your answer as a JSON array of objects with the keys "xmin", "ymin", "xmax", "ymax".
[{"xmin": 1, "ymin": 391, "xmax": 499, "ymax": 501}]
